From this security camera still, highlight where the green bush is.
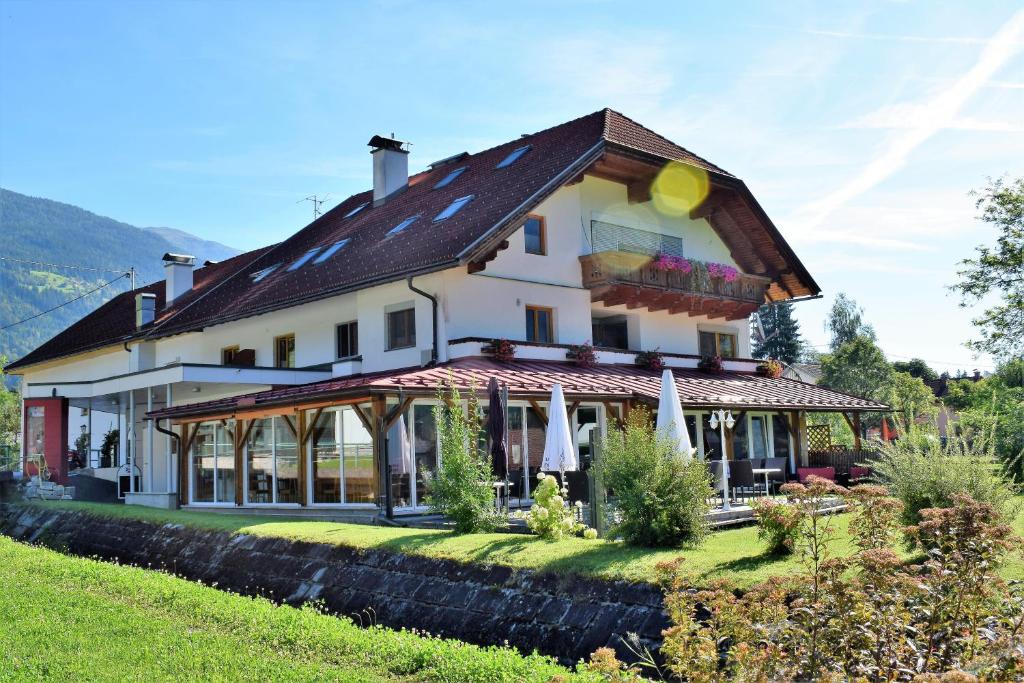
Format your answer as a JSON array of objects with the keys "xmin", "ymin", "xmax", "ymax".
[
  {"xmin": 870, "ymin": 425, "xmax": 1020, "ymax": 524},
  {"xmin": 750, "ymin": 497, "xmax": 803, "ymax": 554},
  {"xmin": 428, "ymin": 379, "xmax": 502, "ymax": 534},
  {"xmin": 600, "ymin": 407, "xmax": 710, "ymax": 547},
  {"xmin": 522, "ymin": 473, "xmax": 595, "ymax": 540}
]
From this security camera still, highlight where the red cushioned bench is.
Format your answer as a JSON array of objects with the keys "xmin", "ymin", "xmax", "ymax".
[{"xmin": 797, "ymin": 466, "xmax": 836, "ymax": 483}]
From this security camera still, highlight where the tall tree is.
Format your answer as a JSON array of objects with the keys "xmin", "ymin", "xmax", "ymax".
[
  {"xmin": 0, "ymin": 356, "xmax": 20, "ymax": 457},
  {"xmin": 820, "ymin": 336, "xmax": 893, "ymax": 403},
  {"xmin": 892, "ymin": 358, "xmax": 938, "ymax": 382},
  {"xmin": 951, "ymin": 176, "xmax": 1024, "ymax": 361},
  {"xmin": 752, "ymin": 302, "xmax": 803, "ymax": 364},
  {"xmin": 826, "ymin": 293, "xmax": 876, "ymax": 351}
]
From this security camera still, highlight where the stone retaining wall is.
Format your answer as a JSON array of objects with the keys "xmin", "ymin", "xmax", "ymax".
[{"xmin": 0, "ymin": 505, "xmax": 669, "ymax": 665}]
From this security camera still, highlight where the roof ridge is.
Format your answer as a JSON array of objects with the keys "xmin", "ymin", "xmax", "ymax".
[{"xmin": 602, "ymin": 108, "xmax": 734, "ymax": 177}]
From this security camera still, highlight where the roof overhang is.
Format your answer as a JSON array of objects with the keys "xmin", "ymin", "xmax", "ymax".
[{"xmin": 580, "ymin": 143, "xmax": 819, "ymax": 301}]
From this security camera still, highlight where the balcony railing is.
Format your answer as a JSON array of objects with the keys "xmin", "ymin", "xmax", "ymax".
[{"xmin": 580, "ymin": 251, "xmax": 771, "ymax": 320}]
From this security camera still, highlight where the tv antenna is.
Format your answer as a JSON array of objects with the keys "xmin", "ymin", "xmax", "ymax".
[{"xmin": 299, "ymin": 194, "xmax": 329, "ymax": 220}]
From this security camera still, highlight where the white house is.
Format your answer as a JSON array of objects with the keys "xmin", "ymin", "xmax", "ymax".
[{"xmin": 5, "ymin": 109, "xmax": 886, "ymax": 514}]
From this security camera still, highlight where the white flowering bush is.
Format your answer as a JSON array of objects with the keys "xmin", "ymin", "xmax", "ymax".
[{"xmin": 524, "ymin": 473, "xmax": 596, "ymax": 540}]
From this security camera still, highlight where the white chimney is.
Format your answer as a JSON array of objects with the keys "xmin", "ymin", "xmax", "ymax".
[
  {"xmin": 369, "ymin": 135, "xmax": 409, "ymax": 203},
  {"xmin": 162, "ymin": 253, "xmax": 196, "ymax": 307},
  {"xmin": 135, "ymin": 292, "xmax": 157, "ymax": 328}
]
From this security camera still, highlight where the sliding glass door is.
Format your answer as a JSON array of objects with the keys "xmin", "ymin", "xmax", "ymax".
[
  {"xmin": 246, "ymin": 416, "xmax": 299, "ymax": 505},
  {"xmin": 308, "ymin": 407, "xmax": 375, "ymax": 505},
  {"xmin": 190, "ymin": 420, "xmax": 235, "ymax": 504}
]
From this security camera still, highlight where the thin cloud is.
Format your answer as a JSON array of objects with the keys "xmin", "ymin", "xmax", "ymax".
[
  {"xmin": 792, "ymin": 10, "xmax": 1024, "ymax": 231},
  {"xmin": 804, "ymin": 28, "xmax": 1022, "ymax": 46},
  {"xmin": 842, "ymin": 103, "xmax": 1024, "ymax": 133}
]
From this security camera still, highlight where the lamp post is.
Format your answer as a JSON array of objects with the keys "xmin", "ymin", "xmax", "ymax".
[{"xmin": 709, "ymin": 409, "xmax": 735, "ymax": 511}]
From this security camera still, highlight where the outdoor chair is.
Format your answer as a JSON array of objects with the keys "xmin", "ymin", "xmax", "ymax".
[
  {"xmin": 765, "ymin": 457, "xmax": 788, "ymax": 493},
  {"xmin": 708, "ymin": 461, "xmax": 726, "ymax": 506},
  {"xmin": 729, "ymin": 459, "xmax": 758, "ymax": 501},
  {"xmin": 797, "ymin": 466, "xmax": 836, "ymax": 483}
]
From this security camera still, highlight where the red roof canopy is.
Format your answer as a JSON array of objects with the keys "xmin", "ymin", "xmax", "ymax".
[{"xmin": 150, "ymin": 357, "xmax": 888, "ymax": 421}]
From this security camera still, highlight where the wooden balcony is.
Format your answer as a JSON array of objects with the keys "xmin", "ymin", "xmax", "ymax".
[{"xmin": 579, "ymin": 251, "xmax": 771, "ymax": 321}]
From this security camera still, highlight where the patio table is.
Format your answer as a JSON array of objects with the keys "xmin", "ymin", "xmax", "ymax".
[
  {"xmin": 751, "ymin": 468, "xmax": 781, "ymax": 496},
  {"xmin": 492, "ymin": 481, "xmax": 508, "ymax": 511}
]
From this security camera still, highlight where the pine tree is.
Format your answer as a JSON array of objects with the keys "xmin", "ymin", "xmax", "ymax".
[{"xmin": 752, "ymin": 302, "xmax": 803, "ymax": 364}]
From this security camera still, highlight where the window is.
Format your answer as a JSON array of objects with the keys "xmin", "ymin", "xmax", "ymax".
[
  {"xmin": 287, "ymin": 247, "xmax": 322, "ymax": 272},
  {"xmin": 313, "ymin": 239, "xmax": 350, "ymax": 264},
  {"xmin": 190, "ymin": 421, "xmax": 235, "ymax": 504},
  {"xmin": 699, "ymin": 330, "xmax": 738, "ymax": 359},
  {"xmin": 386, "ymin": 215, "xmax": 420, "ymax": 238},
  {"xmin": 433, "ymin": 166, "xmax": 466, "ymax": 189},
  {"xmin": 386, "ymin": 307, "xmax": 416, "ymax": 350},
  {"xmin": 274, "ymin": 334, "xmax": 295, "ymax": 368},
  {"xmin": 525, "ymin": 305, "xmax": 554, "ymax": 343},
  {"xmin": 592, "ymin": 316, "xmax": 628, "ymax": 349},
  {"xmin": 343, "ymin": 202, "xmax": 368, "ymax": 218},
  {"xmin": 221, "ymin": 345, "xmax": 240, "ymax": 365},
  {"xmin": 433, "ymin": 195, "xmax": 474, "ymax": 222},
  {"xmin": 497, "ymin": 144, "xmax": 531, "ymax": 168},
  {"xmin": 309, "ymin": 407, "xmax": 375, "ymax": 504},
  {"xmin": 524, "ymin": 215, "xmax": 546, "ymax": 255},
  {"xmin": 336, "ymin": 321, "xmax": 358, "ymax": 359},
  {"xmin": 246, "ymin": 416, "xmax": 298, "ymax": 504},
  {"xmin": 251, "ymin": 264, "xmax": 280, "ymax": 282}
]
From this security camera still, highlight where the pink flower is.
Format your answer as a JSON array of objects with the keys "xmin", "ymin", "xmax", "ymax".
[
  {"xmin": 707, "ymin": 262, "xmax": 723, "ymax": 278},
  {"xmin": 722, "ymin": 266, "xmax": 738, "ymax": 282}
]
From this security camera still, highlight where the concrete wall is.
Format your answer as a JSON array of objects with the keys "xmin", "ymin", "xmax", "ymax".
[{"xmin": 0, "ymin": 505, "xmax": 669, "ymax": 666}]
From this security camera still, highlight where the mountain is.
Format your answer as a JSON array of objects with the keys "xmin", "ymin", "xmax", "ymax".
[{"xmin": 0, "ymin": 187, "xmax": 241, "ymax": 366}]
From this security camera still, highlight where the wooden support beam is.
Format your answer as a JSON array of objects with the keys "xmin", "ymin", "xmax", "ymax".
[
  {"xmin": 840, "ymin": 411, "xmax": 856, "ymax": 435},
  {"xmin": 602, "ymin": 402, "xmax": 622, "ymax": 429},
  {"xmin": 234, "ymin": 418, "xmax": 245, "ymax": 506},
  {"xmin": 302, "ymin": 408, "xmax": 325, "ymax": 447},
  {"xmin": 527, "ymin": 399, "xmax": 548, "ymax": 427},
  {"xmin": 352, "ymin": 403, "xmax": 373, "ymax": 434},
  {"xmin": 566, "ymin": 401, "xmax": 581, "ymax": 419},
  {"xmin": 626, "ymin": 179, "xmax": 650, "ymax": 204},
  {"xmin": 297, "ymin": 409, "xmax": 308, "ymax": 506},
  {"xmin": 384, "ymin": 396, "xmax": 414, "ymax": 431},
  {"xmin": 371, "ymin": 395, "xmax": 387, "ymax": 512},
  {"xmin": 280, "ymin": 414, "xmax": 297, "ymax": 439},
  {"xmin": 852, "ymin": 412, "xmax": 862, "ymax": 451},
  {"xmin": 178, "ymin": 424, "xmax": 190, "ymax": 506}
]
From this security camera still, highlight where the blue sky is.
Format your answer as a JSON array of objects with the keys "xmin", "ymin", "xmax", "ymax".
[{"xmin": 1, "ymin": 1, "xmax": 1022, "ymax": 373}]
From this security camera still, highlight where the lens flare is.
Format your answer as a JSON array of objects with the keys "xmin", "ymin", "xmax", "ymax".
[{"xmin": 650, "ymin": 161, "xmax": 710, "ymax": 217}]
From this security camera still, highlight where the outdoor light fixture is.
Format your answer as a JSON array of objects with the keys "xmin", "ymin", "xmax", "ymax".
[{"xmin": 709, "ymin": 408, "xmax": 735, "ymax": 511}]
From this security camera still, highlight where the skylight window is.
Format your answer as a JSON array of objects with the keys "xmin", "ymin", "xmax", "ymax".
[
  {"xmin": 343, "ymin": 202, "xmax": 369, "ymax": 219},
  {"xmin": 386, "ymin": 215, "xmax": 420, "ymax": 238},
  {"xmin": 496, "ymin": 145, "xmax": 531, "ymax": 168},
  {"xmin": 313, "ymin": 239, "xmax": 350, "ymax": 264},
  {"xmin": 287, "ymin": 247, "xmax": 322, "ymax": 272},
  {"xmin": 433, "ymin": 195, "xmax": 475, "ymax": 222},
  {"xmin": 433, "ymin": 166, "xmax": 467, "ymax": 189},
  {"xmin": 251, "ymin": 264, "xmax": 280, "ymax": 282}
]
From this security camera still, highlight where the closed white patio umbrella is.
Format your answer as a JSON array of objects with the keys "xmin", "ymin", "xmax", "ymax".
[
  {"xmin": 656, "ymin": 368, "xmax": 696, "ymax": 462},
  {"xmin": 541, "ymin": 383, "xmax": 578, "ymax": 481}
]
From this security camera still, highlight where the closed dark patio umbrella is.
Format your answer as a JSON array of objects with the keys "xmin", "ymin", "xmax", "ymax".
[{"xmin": 487, "ymin": 377, "xmax": 508, "ymax": 479}]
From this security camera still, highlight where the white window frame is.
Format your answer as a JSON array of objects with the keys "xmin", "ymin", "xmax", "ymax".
[
  {"xmin": 188, "ymin": 420, "xmax": 236, "ymax": 507},
  {"xmin": 243, "ymin": 416, "xmax": 301, "ymax": 507},
  {"xmin": 306, "ymin": 406, "xmax": 376, "ymax": 508}
]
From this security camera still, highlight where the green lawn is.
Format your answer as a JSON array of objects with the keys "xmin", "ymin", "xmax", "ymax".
[
  {"xmin": 0, "ymin": 537, "xmax": 597, "ymax": 682},
  {"xmin": 13, "ymin": 499, "xmax": 1024, "ymax": 588}
]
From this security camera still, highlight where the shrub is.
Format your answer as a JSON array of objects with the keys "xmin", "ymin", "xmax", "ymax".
[
  {"xmin": 428, "ymin": 379, "xmax": 502, "ymax": 533},
  {"xmin": 750, "ymin": 497, "xmax": 803, "ymax": 554},
  {"xmin": 697, "ymin": 355, "xmax": 723, "ymax": 374},
  {"xmin": 487, "ymin": 338, "xmax": 516, "ymax": 362},
  {"xmin": 756, "ymin": 359, "xmax": 783, "ymax": 378},
  {"xmin": 523, "ymin": 473, "xmax": 594, "ymax": 540},
  {"xmin": 634, "ymin": 349, "xmax": 664, "ymax": 371},
  {"xmin": 870, "ymin": 425, "xmax": 1020, "ymax": 524},
  {"xmin": 600, "ymin": 407, "xmax": 710, "ymax": 547},
  {"xmin": 567, "ymin": 341, "xmax": 597, "ymax": 368},
  {"xmin": 657, "ymin": 494, "xmax": 1024, "ymax": 681}
]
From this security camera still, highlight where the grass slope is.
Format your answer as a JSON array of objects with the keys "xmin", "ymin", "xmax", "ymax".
[
  {"xmin": 0, "ymin": 537, "xmax": 594, "ymax": 682},
  {"xmin": 24, "ymin": 499, "xmax": 1024, "ymax": 587}
]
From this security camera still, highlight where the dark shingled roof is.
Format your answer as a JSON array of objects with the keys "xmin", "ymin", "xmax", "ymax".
[
  {"xmin": 150, "ymin": 357, "xmax": 889, "ymax": 420},
  {"xmin": 8, "ymin": 109, "xmax": 814, "ymax": 372}
]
